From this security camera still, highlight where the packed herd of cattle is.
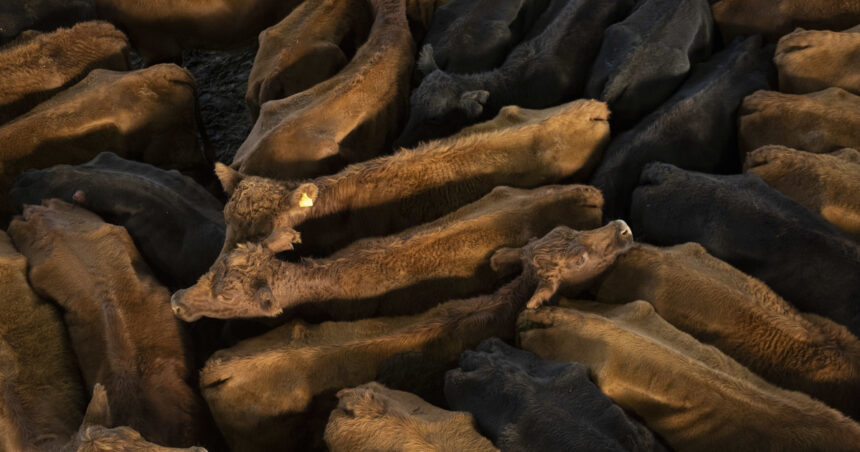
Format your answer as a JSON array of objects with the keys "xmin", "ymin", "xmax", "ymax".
[{"xmin": 1, "ymin": 0, "xmax": 859, "ymax": 450}]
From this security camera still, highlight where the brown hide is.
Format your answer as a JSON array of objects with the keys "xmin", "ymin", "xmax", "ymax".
[
  {"xmin": 7, "ymin": 200, "xmax": 204, "ymax": 448},
  {"xmin": 324, "ymin": 382, "xmax": 498, "ymax": 452},
  {"xmin": 738, "ymin": 88, "xmax": 860, "ymax": 157},
  {"xmin": 0, "ymin": 231, "xmax": 85, "ymax": 452},
  {"xmin": 0, "ymin": 21, "xmax": 129, "ymax": 126},
  {"xmin": 519, "ymin": 301, "xmax": 860, "ymax": 451},
  {"xmin": 0, "ymin": 65, "xmax": 205, "ymax": 220},
  {"xmin": 593, "ymin": 242, "xmax": 860, "ymax": 417},
  {"xmin": 712, "ymin": 0, "xmax": 860, "ymax": 43},
  {"xmin": 230, "ymin": 0, "xmax": 414, "ymax": 180},
  {"xmin": 245, "ymin": 0, "xmax": 374, "ymax": 119},
  {"xmin": 775, "ymin": 25, "xmax": 860, "ymax": 95},
  {"xmin": 745, "ymin": 145, "xmax": 860, "ymax": 239}
]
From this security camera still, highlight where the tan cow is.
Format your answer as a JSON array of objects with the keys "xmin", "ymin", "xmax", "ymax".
[
  {"xmin": 0, "ymin": 21, "xmax": 128, "ymax": 126},
  {"xmin": 775, "ymin": 25, "xmax": 860, "ymax": 95},
  {"xmin": 216, "ymin": 99, "xmax": 609, "ymax": 255},
  {"xmin": 519, "ymin": 300, "xmax": 860, "ymax": 451},
  {"xmin": 711, "ymin": 0, "xmax": 860, "ymax": 43},
  {"xmin": 745, "ymin": 145, "xmax": 860, "ymax": 239},
  {"xmin": 0, "ymin": 65, "xmax": 207, "ymax": 220},
  {"xmin": 7, "ymin": 200, "xmax": 205, "ymax": 448},
  {"xmin": 198, "ymin": 221, "xmax": 633, "ymax": 451},
  {"xmin": 230, "ymin": 0, "xmax": 413, "ymax": 180},
  {"xmin": 245, "ymin": 0, "xmax": 374, "ymax": 119},
  {"xmin": 324, "ymin": 382, "xmax": 498, "ymax": 452},
  {"xmin": 172, "ymin": 185, "xmax": 603, "ymax": 321},
  {"xmin": 592, "ymin": 242, "xmax": 860, "ymax": 417},
  {"xmin": 0, "ymin": 231, "xmax": 86, "ymax": 452},
  {"xmin": 738, "ymin": 88, "xmax": 860, "ymax": 157}
]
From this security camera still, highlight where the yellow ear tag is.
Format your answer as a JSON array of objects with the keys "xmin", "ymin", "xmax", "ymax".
[{"xmin": 299, "ymin": 192, "xmax": 314, "ymax": 208}]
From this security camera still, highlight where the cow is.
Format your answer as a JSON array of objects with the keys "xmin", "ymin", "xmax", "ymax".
[
  {"xmin": 244, "ymin": 0, "xmax": 374, "ymax": 120},
  {"xmin": 0, "ymin": 0, "xmax": 95, "ymax": 45},
  {"xmin": 0, "ymin": 64, "xmax": 207, "ymax": 222},
  {"xmin": 230, "ymin": 0, "xmax": 413, "ymax": 180},
  {"xmin": 519, "ymin": 300, "xmax": 860, "ymax": 450},
  {"xmin": 11, "ymin": 152, "xmax": 225, "ymax": 289},
  {"xmin": 774, "ymin": 25, "xmax": 860, "ymax": 95},
  {"xmin": 197, "ymin": 221, "xmax": 634, "ymax": 451},
  {"xmin": 444, "ymin": 338, "xmax": 665, "ymax": 451},
  {"xmin": 395, "ymin": 0, "xmax": 633, "ymax": 147},
  {"xmin": 711, "ymin": 0, "xmax": 860, "ymax": 43},
  {"xmin": 630, "ymin": 162, "xmax": 860, "ymax": 337},
  {"xmin": 585, "ymin": 0, "xmax": 714, "ymax": 129},
  {"xmin": 324, "ymin": 382, "xmax": 498, "ymax": 452},
  {"xmin": 93, "ymin": 0, "xmax": 304, "ymax": 64},
  {"xmin": 216, "ymin": 98, "xmax": 609, "ymax": 255},
  {"xmin": 0, "ymin": 230, "xmax": 86, "ymax": 452},
  {"xmin": 171, "ymin": 185, "xmax": 604, "ymax": 322},
  {"xmin": 744, "ymin": 146, "xmax": 860, "ymax": 240},
  {"xmin": 0, "ymin": 21, "xmax": 128, "ymax": 126},
  {"xmin": 589, "ymin": 35, "xmax": 772, "ymax": 221},
  {"xmin": 7, "ymin": 199, "xmax": 206, "ymax": 448},
  {"xmin": 739, "ymin": 88, "xmax": 860, "ymax": 157},
  {"xmin": 593, "ymin": 242, "xmax": 860, "ymax": 418}
]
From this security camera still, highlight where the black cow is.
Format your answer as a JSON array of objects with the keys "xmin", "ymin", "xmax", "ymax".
[
  {"xmin": 445, "ymin": 338, "xmax": 666, "ymax": 451},
  {"xmin": 0, "ymin": 0, "xmax": 95, "ymax": 45},
  {"xmin": 11, "ymin": 152, "xmax": 224, "ymax": 289},
  {"xmin": 585, "ymin": 0, "xmax": 714, "ymax": 129},
  {"xmin": 590, "ymin": 35, "xmax": 772, "ymax": 220},
  {"xmin": 630, "ymin": 162, "xmax": 860, "ymax": 337}
]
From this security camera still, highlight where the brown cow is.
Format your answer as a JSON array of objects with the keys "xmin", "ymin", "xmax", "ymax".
[
  {"xmin": 0, "ymin": 21, "xmax": 128, "ymax": 126},
  {"xmin": 7, "ymin": 199, "xmax": 205, "ymax": 448},
  {"xmin": 324, "ymin": 382, "xmax": 498, "ymax": 452},
  {"xmin": 775, "ymin": 25, "xmax": 860, "ymax": 95},
  {"xmin": 172, "ymin": 185, "xmax": 604, "ymax": 321},
  {"xmin": 592, "ymin": 242, "xmax": 860, "ymax": 418},
  {"xmin": 0, "ymin": 65, "xmax": 206, "ymax": 220},
  {"xmin": 198, "ymin": 221, "xmax": 633, "ymax": 451},
  {"xmin": 0, "ymin": 230, "xmax": 86, "ymax": 452},
  {"xmin": 744, "ymin": 145, "xmax": 860, "ymax": 240},
  {"xmin": 230, "ymin": 0, "xmax": 413, "ymax": 180},
  {"xmin": 711, "ymin": 0, "xmax": 860, "ymax": 43},
  {"xmin": 738, "ymin": 88, "xmax": 860, "ymax": 157},
  {"xmin": 245, "ymin": 0, "xmax": 374, "ymax": 119},
  {"xmin": 216, "ymin": 99, "xmax": 609, "ymax": 255},
  {"xmin": 519, "ymin": 300, "xmax": 860, "ymax": 451}
]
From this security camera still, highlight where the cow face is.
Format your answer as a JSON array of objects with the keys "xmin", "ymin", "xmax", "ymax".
[{"xmin": 171, "ymin": 243, "xmax": 282, "ymax": 321}]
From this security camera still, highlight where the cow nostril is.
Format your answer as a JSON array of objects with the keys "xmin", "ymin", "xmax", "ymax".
[{"xmin": 172, "ymin": 304, "xmax": 182, "ymax": 315}]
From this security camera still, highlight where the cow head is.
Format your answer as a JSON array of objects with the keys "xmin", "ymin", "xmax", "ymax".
[
  {"xmin": 492, "ymin": 220, "xmax": 634, "ymax": 309},
  {"xmin": 171, "ymin": 243, "xmax": 282, "ymax": 321},
  {"xmin": 215, "ymin": 163, "xmax": 317, "ymax": 253}
]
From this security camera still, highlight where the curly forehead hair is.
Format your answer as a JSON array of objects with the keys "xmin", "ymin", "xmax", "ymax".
[
  {"xmin": 227, "ymin": 178, "xmax": 292, "ymax": 223},
  {"xmin": 226, "ymin": 242, "xmax": 275, "ymax": 270},
  {"xmin": 522, "ymin": 227, "xmax": 583, "ymax": 277}
]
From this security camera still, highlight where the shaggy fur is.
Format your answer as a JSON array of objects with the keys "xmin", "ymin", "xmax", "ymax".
[
  {"xmin": 739, "ymin": 88, "xmax": 860, "ymax": 156},
  {"xmin": 630, "ymin": 163, "xmax": 860, "ymax": 337},
  {"xmin": 712, "ymin": 0, "xmax": 860, "ymax": 43},
  {"xmin": 519, "ymin": 300, "xmax": 860, "ymax": 450},
  {"xmin": 172, "ymin": 185, "xmax": 603, "ymax": 321},
  {"xmin": 7, "ymin": 199, "xmax": 206, "ymax": 448},
  {"xmin": 0, "ymin": 21, "xmax": 128, "ymax": 126},
  {"xmin": 745, "ymin": 146, "xmax": 860, "ymax": 239},
  {"xmin": 217, "ymin": 99, "xmax": 610, "ymax": 254},
  {"xmin": 395, "ymin": 0, "xmax": 633, "ymax": 146},
  {"xmin": 11, "ymin": 152, "xmax": 225, "ymax": 288},
  {"xmin": 445, "ymin": 338, "xmax": 664, "ymax": 451},
  {"xmin": 585, "ymin": 0, "xmax": 714, "ymax": 128},
  {"xmin": 0, "ymin": 230, "xmax": 86, "ymax": 452},
  {"xmin": 0, "ymin": 0, "xmax": 95, "ymax": 45},
  {"xmin": 230, "ymin": 0, "xmax": 414, "ymax": 180},
  {"xmin": 594, "ymin": 242, "xmax": 860, "ymax": 418},
  {"xmin": 775, "ymin": 25, "xmax": 860, "ymax": 95},
  {"xmin": 0, "ymin": 65, "xmax": 206, "ymax": 221},
  {"xmin": 589, "ymin": 35, "xmax": 773, "ymax": 220},
  {"xmin": 325, "ymin": 382, "xmax": 497, "ymax": 452}
]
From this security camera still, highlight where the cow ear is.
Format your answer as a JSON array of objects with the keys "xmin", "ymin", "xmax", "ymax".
[
  {"xmin": 83, "ymin": 383, "xmax": 112, "ymax": 427},
  {"xmin": 460, "ymin": 90, "xmax": 489, "ymax": 118},
  {"xmin": 291, "ymin": 183, "xmax": 319, "ymax": 208},
  {"xmin": 526, "ymin": 278, "xmax": 561, "ymax": 310},
  {"xmin": 264, "ymin": 227, "xmax": 302, "ymax": 252},
  {"xmin": 215, "ymin": 162, "xmax": 244, "ymax": 196},
  {"xmin": 417, "ymin": 44, "xmax": 439, "ymax": 75},
  {"xmin": 490, "ymin": 246, "xmax": 523, "ymax": 275}
]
